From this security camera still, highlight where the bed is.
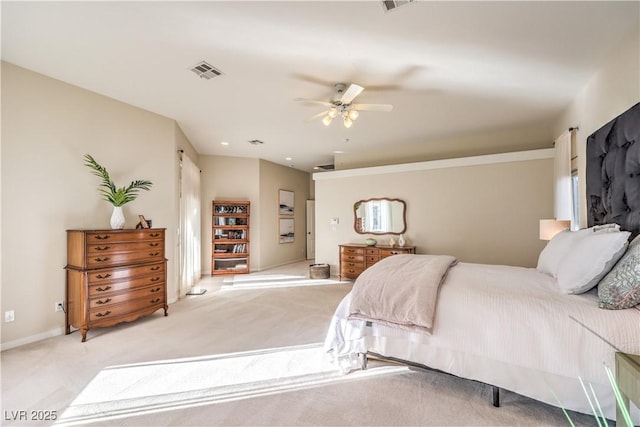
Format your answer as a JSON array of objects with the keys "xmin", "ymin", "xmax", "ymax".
[{"xmin": 324, "ymin": 102, "xmax": 640, "ymax": 423}]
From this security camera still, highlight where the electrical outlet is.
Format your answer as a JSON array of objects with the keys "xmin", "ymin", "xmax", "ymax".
[
  {"xmin": 55, "ymin": 301, "xmax": 64, "ymax": 312},
  {"xmin": 5, "ymin": 310, "xmax": 15, "ymax": 322}
]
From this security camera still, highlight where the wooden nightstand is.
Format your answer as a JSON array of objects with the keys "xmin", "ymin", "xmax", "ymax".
[{"xmin": 615, "ymin": 352, "xmax": 640, "ymax": 426}]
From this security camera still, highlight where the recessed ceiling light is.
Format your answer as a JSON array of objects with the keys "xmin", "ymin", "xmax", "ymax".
[
  {"xmin": 285, "ymin": 157, "xmax": 292, "ymax": 161},
  {"xmin": 221, "ymin": 141, "xmax": 229, "ymax": 146},
  {"xmin": 333, "ymin": 150, "xmax": 344, "ymax": 154}
]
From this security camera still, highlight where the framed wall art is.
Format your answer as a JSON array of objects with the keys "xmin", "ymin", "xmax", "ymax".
[
  {"xmin": 279, "ymin": 218, "xmax": 294, "ymax": 243},
  {"xmin": 279, "ymin": 189, "xmax": 294, "ymax": 215}
]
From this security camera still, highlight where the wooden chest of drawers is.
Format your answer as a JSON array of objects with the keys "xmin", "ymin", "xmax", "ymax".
[
  {"xmin": 65, "ymin": 228, "xmax": 168, "ymax": 342},
  {"xmin": 339, "ymin": 243, "xmax": 416, "ymax": 280}
]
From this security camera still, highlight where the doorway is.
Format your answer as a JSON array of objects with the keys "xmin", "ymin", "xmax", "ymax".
[{"xmin": 305, "ymin": 200, "xmax": 315, "ymax": 260}]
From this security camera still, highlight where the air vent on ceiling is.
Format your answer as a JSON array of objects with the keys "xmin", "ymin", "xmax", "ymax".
[
  {"xmin": 190, "ymin": 61, "xmax": 223, "ymax": 80},
  {"xmin": 314, "ymin": 164, "xmax": 335, "ymax": 171},
  {"xmin": 248, "ymin": 139, "xmax": 265, "ymax": 145},
  {"xmin": 382, "ymin": 0, "xmax": 414, "ymax": 12}
]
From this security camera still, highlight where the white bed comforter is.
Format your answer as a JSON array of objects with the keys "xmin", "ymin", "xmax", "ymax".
[{"xmin": 325, "ymin": 262, "xmax": 640, "ymax": 422}]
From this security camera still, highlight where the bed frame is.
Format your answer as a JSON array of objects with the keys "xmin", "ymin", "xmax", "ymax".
[{"xmin": 359, "ymin": 352, "xmax": 501, "ymax": 407}]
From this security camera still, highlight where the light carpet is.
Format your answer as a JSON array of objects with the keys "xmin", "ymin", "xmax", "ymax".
[{"xmin": 1, "ymin": 261, "xmax": 600, "ymax": 426}]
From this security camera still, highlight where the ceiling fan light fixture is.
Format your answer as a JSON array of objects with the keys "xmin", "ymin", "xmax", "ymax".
[
  {"xmin": 343, "ymin": 117, "xmax": 353, "ymax": 128},
  {"xmin": 322, "ymin": 115, "xmax": 334, "ymax": 126},
  {"xmin": 348, "ymin": 110, "xmax": 359, "ymax": 121},
  {"xmin": 328, "ymin": 108, "xmax": 338, "ymax": 119}
]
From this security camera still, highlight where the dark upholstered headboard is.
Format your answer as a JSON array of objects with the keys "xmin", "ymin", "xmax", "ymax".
[{"xmin": 586, "ymin": 102, "xmax": 640, "ymax": 238}]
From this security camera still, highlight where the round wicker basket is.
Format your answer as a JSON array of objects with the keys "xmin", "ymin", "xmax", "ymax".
[{"xmin": 309, "ymin": 263, "xmax": 330, "ymax": 279}]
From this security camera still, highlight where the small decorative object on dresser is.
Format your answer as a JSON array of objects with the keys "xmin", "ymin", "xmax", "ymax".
[
  {"xmin": 65, "ymin": 228, "xmax": 168, "ymax": 342},
  {"xmin": 339, "ymin": 243, "xmax": 416, "ymax": 280},
  {"xmin": 136, "ymin": 215, "xmax": 150, "ymax": 229},
  {"xmin": 388, "ymin": 236, "xmax": 396, "ymax": 247},
  {"xmin": 83, "ymin": 154, "xmax": 153, "ymax": 229},
  {"xmin": 365, "ymin": 238, "xmax": 377, "ymax": 246},
  {"xmin": 398, "ymin": 234, "xmax": 406, "ymax": 247}
]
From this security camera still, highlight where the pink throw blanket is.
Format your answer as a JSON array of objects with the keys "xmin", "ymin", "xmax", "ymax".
[{"xmin": 348, "ymin": 254, "xmax": 458, "ymax": 334}]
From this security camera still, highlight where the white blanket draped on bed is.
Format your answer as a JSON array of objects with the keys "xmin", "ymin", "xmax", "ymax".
[
  {"xmin": 349, "ymin": 254, "xmax": 458, "ymax": 334},
  {"xmin": 325, "ymin": 262, "xmax": 640, "ymax": 422}
]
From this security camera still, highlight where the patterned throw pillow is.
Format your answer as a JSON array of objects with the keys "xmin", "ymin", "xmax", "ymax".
[{"xmin": 598, "ymin": 238, "xmax": 640, "ymax": 309}]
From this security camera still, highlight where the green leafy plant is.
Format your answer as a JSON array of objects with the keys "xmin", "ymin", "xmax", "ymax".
[{"xmin": 84, "ymin": 154, "xmax": 152, "ymax": 206}]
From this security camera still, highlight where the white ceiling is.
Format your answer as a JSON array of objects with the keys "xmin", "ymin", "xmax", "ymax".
[{"xmin": 2, "ymin": 1, "xmax": 639, "ymax": 172}]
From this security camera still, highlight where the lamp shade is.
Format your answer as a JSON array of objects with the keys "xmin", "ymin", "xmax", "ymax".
[{"xmin": 539, "ymin": 219, "xmax": 571, "ymax": 240}]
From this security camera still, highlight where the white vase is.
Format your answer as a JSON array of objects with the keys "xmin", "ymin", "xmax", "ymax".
[
  {"xmin": 388, "ymin": 236, "xmax": 396, "ymax": 247},
  {"xmin": 398, "ymin": 234, "xmax": 406, "ymax": 247},
  {"xmin": 110, "ymin": 206, "xmax": 125, "ymax": 229}
]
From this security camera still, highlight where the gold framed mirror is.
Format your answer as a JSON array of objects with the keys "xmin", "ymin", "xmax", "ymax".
[{"xmin": 354, "ymin": 198, "xmax": 406, "ymax": 235}]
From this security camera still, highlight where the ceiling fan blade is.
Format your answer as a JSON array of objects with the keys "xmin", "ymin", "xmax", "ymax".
[
  {"xmin": 340, "ymin": 84, "xmax": 364, "ymax": 104},
  {"xmin": 351, "ymin": 103, "xmax": 394, "ymax": 112},
  {"xmin": 294, "ymin": 98, "xmax": 334, "ymax": 107},
  {"xmin": 305, "ymin": 111, "xmax": 328, "ymax": 122}
]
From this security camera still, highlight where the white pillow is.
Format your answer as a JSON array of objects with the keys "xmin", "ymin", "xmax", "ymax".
[
  {"xmin": 556, "ymin": 230, "xmax": 630, "ymax": 294},
  {"xmin": 537, "ymin": 229, "xmax": 588, "ymax": 277}
]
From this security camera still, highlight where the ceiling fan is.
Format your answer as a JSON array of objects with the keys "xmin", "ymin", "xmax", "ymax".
[{"xmin": 295, "ymin": 83, "xmax": 393, "ymax": 128}]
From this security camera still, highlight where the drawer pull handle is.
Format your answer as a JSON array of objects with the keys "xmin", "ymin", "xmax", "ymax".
[
  {"xmin": 150, "ymin": 266, "xmax": 161, "ymax": 271},
  {"xmin": 94, "ymin": 257, "xmax": 110, "ymax": 262},
  {"xmin": 150, "ymin": 298, "xmax": 161, "ymax": 304},
  {"xmin": 95, "ymin": 286, "xmax": 112, "ymax": 292},
  {"xmin": 96, "ymin": 298, "xmax": 112, "ymax": 305},
  {"xmin": 149, "ymin": 252, "xmax": 160, "ymax": 256},
  {"xmin": 95, "ymin": 246, "xmax": 111, "ymax": 251},
  {"xmin": 95, "ymin": 310, "xmax": 112, "ymax": 317},
  {"xmin": 150, "ymin": 277, "xmax": 160, "ymax": 282},
  {"xmin": 150, "ymin": 233, "xmax": 160, "ymax": 237},
  {"xmin": 150, "ymin": 287, "xmax": 161, "ymax": 293},
  {"xmin": 94, "ymin": 235, "xmax": 111, "ymax": 240},
  {"xmin": 95, "ymin": 273, "xmax": 111, "ymax": 279},
  {"xmin": 149, "ymin": 242, "xmax": 159, "ymax": 247}
]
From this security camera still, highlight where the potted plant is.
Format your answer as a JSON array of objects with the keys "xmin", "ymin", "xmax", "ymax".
[{"xmin": 84, "ymin": 154, "xmax": 153, "ymax": 229}]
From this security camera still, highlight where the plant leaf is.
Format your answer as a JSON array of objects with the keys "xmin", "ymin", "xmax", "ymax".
[{"xmin": 84, "ymin": 154, "xmax": 153, "ymax": 206}]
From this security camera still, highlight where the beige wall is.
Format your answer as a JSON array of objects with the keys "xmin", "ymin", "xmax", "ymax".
[
  {"xmin": 199, "ymin": 155, "xmax": 261, "ymax": 274},
  {"xmin": 199, "ymin": 156, "xmax": 311, "ymax": 273},
  {"xmin": 258, "ymin": 160, "xmax": 311, "ymax": 270},
  {"xmin": 314, "ymin": 152, "xmax": 554, "ymax": 274},
  {"xmin": 1, "ymin": 62, "xmax": 190, "ymax": 348},
  {"xmin": 553, "ymin": 28, "xmax": 640, "ymax": 228}
]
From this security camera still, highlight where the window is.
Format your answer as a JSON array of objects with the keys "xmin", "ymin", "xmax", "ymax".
[{"xmin": 571, "ymin": 171, "xmax": 579, "ymax": 230}]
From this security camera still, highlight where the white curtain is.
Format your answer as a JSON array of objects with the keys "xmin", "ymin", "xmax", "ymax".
[
  {"xmin": 179, "ymin": 153, "xmax": 201, "ymax": 297},
  {"xmin": 554, "ymin": 129, "xmax": 573, "ymax": 222}
]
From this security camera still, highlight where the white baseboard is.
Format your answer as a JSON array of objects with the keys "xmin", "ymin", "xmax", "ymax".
[
  {"xmin": 1, "ymin": 327, "xmax": 65, "ymax": 352},
  {"xmin": 1, "ymin": 301, "xmax": 178, "ymax": 352}
]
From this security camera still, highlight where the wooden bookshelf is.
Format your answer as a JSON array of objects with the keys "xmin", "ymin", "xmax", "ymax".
[{"xmin": 212, "ymin": 200, "xmax": 250, "ymax": 275}]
